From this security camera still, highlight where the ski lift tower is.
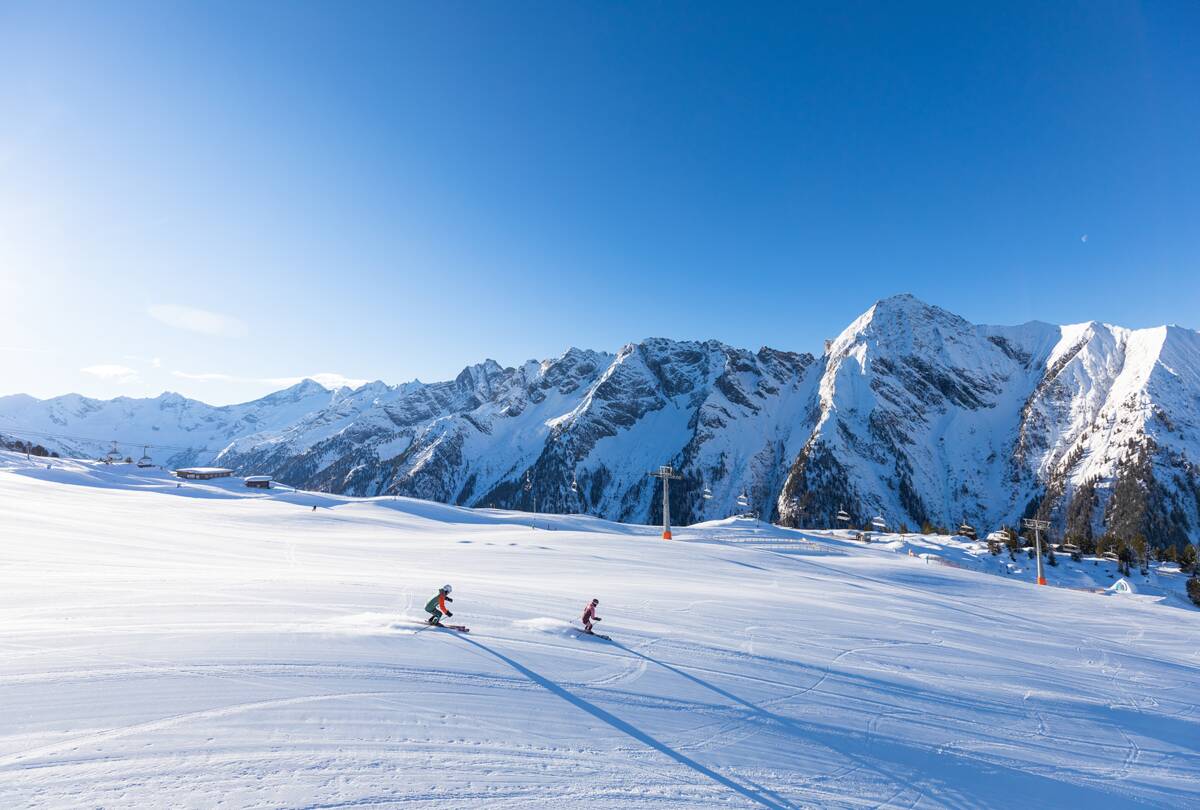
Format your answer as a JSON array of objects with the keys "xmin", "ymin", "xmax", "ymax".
[
  {"xmin": 1022, "ymin": 518, "xmax": 1050, "ymax": 586},
  {"xmin": 648, "ymin": 465, "xmax": 683, "ymax": 540},
  {"xmin": 836, "ymin": 509, "xmax": 851, "ymax": 531}
]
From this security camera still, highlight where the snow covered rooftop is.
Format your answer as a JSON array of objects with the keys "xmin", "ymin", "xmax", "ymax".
[{"xmin": 174, "ymin": 467, "xmax": 234, "ymax": 479}]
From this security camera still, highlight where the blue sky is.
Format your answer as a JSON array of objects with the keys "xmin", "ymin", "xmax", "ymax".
[{"xmin": 1, "ymin": 1, "xmax": 1197, "ymax": 404}]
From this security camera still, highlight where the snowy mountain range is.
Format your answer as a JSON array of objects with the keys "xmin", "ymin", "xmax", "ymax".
[{"xmin": 4, "ymin": 295, "xmax": 1199, "ymax": 545}]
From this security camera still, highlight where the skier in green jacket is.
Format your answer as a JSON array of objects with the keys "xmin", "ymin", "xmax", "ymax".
[{"xmin": 425, "ymin": 584, "xmax": 453, "ymax": 625}]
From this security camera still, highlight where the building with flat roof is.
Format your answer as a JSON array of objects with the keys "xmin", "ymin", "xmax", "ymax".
[
  {"xmin": 175, "ymin": 467, "xmax": 234, "ymax": 480},
  {"xmin": 245, "ymin": 476, "xmax": 272, "ymax": 489}
]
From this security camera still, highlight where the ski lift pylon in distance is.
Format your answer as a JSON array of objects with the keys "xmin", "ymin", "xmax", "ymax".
[
  {"xmin": 702, "ymin": 483, "xmax": 713, "ymax": 500},
  {"xmin": 871, "ymin": 514, "xmax": 887, "ymax": 531},
  {"xmin": 836, "ymin": 509, "xmax": 851, "ymax": 525}
]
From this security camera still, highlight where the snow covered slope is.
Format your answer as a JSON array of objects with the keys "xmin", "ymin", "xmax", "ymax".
[
  {"xmin": 1, "ymin": 451, "xmax": 1199, "ymax": 808},
  {"xmin": 4, "ymin": 296, "xmax": 1200, "ymax": 544}
]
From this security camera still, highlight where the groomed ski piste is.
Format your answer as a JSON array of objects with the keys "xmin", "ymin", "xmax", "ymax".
[{"xmin": 2, "ymin": 452, "xmax": 1198, "ymax": 809}]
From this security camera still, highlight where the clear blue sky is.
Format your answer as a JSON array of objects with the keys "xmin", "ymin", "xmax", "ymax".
[{"xmin": 2, "ymin": 1, "xmax": 1197, "ymax": 404}]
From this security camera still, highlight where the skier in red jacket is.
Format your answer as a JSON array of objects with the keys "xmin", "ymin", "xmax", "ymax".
[
  {"xmin": 425, "ymin": 584, "xmax": 454, "ymax": 625},
  {"xmin": 581, "ymin": 598, "xmax": 601, "ymax": 634}
]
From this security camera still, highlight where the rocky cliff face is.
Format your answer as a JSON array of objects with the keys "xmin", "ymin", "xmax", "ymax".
[
  {"xmin": 777, "ymin": 296, "xmax": 1200, "ymax": 545},
  {"xmin": 214, "ymin": 340, "xmax": 820, "ymax": 526},
  {"xmin": 4, "ymin": 295, "xmax": 1199, "ymax": 545}
]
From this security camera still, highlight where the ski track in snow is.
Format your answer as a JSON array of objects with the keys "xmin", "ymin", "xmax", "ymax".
[{"xmin": 2, "ymin": 454, "xmax": 1200, "ymax": 808}]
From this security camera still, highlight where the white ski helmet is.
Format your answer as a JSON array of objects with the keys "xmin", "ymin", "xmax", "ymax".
[{"xmin": 441, "ymin": 584, "xmax": 453, "ymax": 593}]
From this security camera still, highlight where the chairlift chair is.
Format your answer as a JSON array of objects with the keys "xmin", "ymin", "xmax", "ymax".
[
  {"xmin": 735, "ymin": 491, "xmax": 753, "ymax": 520},
  {"xmin": 871, "ymin": 515, "xmax": 887, "ymax": 531},
  {"xmin": 836, "ymin": 509, "xmax": 851, "ymax": 525},
  {"xmin": 137, "ymin": 445, "xmax": 154, "ymax": 468}
]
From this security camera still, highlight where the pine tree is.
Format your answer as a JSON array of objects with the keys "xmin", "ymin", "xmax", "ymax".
[
  {"xmin": 1134, "ymin": 535, "xmax": 1149, "ymax": 575},
  {"xmin": 1182, "ymin": 544, "xmax": 1198, "ymax": 574},
  {"xmin": 1004, "ymin": 528, "xmax": 1020, "ymax": 558},
  {"xmin": 1065, "ymin": 478, "xmax": 1098, "ymax": 544},
  {"xmin": 1105, "ymin": 439, "xmax": 1190, "ymax": 549}
]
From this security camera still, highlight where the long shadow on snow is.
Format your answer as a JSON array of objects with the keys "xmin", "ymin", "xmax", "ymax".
[
  {"xmin": 451, "ymin": 633, "xmax": 798, "ymax": 810},
  {"xmin": 612, "ymin": 641, "xmax": 1140, "ymax": 809}
]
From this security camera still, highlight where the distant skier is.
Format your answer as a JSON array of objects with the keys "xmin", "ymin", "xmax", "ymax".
[
  {"xmin": 425, "ymin": 584, "xmax": 454, "ymax": 625},
  {"xmin": 581, "ymin": 598, "xmax": 601, "ymax": 634}
]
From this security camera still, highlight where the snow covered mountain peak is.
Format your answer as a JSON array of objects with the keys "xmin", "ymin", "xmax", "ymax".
[
  {"xmin": 3, "ymin": 305, "xmax": 1199, "ymax": 546},
  {"xmin": 831, "ymin": 293, "xmax": 978, "ymax": 361},
  {"xmin": 259, "ymin": 378, "xmax": 331, "ymax": 402}
]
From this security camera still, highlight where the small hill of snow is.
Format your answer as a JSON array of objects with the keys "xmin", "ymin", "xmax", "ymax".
[{"xmin": 1, "ymin": 451, "xmax": 1199, "ymax": 808}]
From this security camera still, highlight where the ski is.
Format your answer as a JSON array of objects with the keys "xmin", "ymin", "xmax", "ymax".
[
  {"xmin": 431, "ymin": 624, "xmax": 470, "ymax": 633},
  {"xmin": 574, "ymin": 629, "xmax": 610, "ymax": 641}
]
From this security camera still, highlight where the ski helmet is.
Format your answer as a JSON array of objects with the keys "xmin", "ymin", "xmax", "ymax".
[
  {"xmin": 591, "ymin": 598, "xmax": 599, "ymax": 605},
  {"xmin": 441, "ymin": 584, "xmax": 452, "ymax": 593}
]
